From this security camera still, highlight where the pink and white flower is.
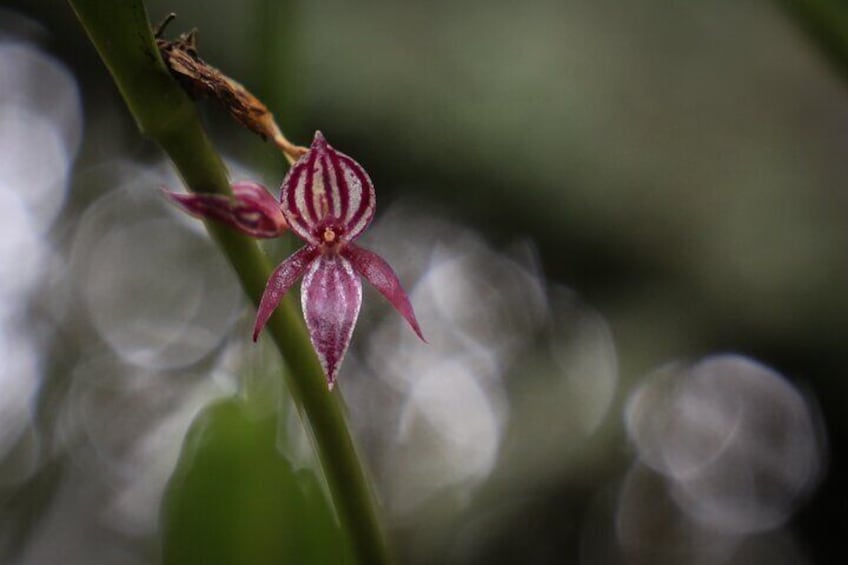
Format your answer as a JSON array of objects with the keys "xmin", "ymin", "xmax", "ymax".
[{"xmin": 165, "ymin": 132, "xmax": 424, "ymax": 387}]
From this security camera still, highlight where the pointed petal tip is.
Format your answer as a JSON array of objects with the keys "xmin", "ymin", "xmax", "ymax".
[
  {"xmin": 413, "ymin": 324, "xmax": 427, "ymax": 344},
  {"xmin": 404, "ymin": 312, "xmax": 427, "ymax": 343},
  {"xmin": 251, "ymin": 313, "xmax": 266, "ymax": 342},
  {"xmin": 159, "ymin": 187, "xmax": 209, "ymax": 215},
  {"xmin": 312, "ymin": 130, "xmax": 327, "ymax": 147},
  {"xmin": 160, "ymin": 186, "xmax": 185, "ymax": 203}
]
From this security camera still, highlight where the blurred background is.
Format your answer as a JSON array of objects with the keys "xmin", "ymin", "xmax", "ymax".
[{"xmin": 1, "ymin": 0, "xmax": 846, "ymax": 563}]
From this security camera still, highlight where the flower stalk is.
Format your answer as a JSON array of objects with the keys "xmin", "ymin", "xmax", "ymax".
[
  {"xmin": 777, "ymin": 0, "xmax": 848, "ymax": 83},
  {"xmin": 67, "ymin": 1, "xmax": 390, "ymax": 563}
]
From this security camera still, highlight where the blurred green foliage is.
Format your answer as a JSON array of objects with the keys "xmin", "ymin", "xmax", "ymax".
[{"xmin": 161, "ymin": 397, "xmax": 351, "ymax": 564}]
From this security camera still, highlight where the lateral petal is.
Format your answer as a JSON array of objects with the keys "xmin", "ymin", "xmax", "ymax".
[
  {"xmin": 252, "ymin": 246, "xmax": 319, "ymax": 341},
  {"xmin": 343, "ymin": 244, "xmax": 425, "ymax": 342},
  {"xmin": 301, "ymin": 254, "xmax": 363, "ymax": 388},
  {"xmin": 163, "ymin": 181, "xmax": 286, "ymax": 238},
  {"xmin": 230, "ymin": 181, "xmax": 288, "ymax": 237}
]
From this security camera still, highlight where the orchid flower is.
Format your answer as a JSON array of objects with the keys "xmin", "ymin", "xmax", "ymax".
[{"xmin": 164, "ymin": 132, "xmax": 424, "ymax": 387}]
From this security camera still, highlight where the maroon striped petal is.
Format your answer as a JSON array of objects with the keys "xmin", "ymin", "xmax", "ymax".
[
  {"xmin": 252, "ymin": 246, "xmax": 319, "ymax": 341},
  {"xmin": 279, "ymin": 131, "xmax": 376, "ymax": 245},
  {"xmin": 343, "ymin": 244, "xmax": 425, "ymax": 342},
  {"xmin": 301, "ymin": 254, "xmax": 363, "ymax": 388},
  {"xmin": 163, "ymin": 181, "xmax": 287, "ymax": 238},
  {"xmin": 230, "ymin": 181, "xmax": 288, "ymax": 236}
]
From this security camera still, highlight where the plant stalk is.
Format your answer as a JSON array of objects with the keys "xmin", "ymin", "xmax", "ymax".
[
  {"xmin": 778, "ymin": 0, "xmax": 848, "ymax": 85},
  {"xmin": 67, "ymin": 1, "xmax": 390, "ymax": 563}
]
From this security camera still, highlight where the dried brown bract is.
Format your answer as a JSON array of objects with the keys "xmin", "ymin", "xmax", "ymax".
[{"xmin": 154, "ymin": 13, "xmax": 306, "ymax": 164}]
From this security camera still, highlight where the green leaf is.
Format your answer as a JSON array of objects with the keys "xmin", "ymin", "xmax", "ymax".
[{"xmin": 161, "ymin": 397, "xmax": 351, "ymax": 564}]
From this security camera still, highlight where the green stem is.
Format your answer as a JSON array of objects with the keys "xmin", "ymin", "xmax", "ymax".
[
  {"xmin": 778, "ymin": 0, "xmax": 848, "ymax": 84},
  {"xmin": 67, "ymin": 2, "xmax": 390, "ymax": 563}
]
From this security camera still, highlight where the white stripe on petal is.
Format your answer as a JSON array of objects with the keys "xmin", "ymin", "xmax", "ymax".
[
  {"xmin": 291, "ymin": 166, "xmax": 316, "ymax": 240},
  {"xmin": 311, "ymin": 157, "xmax": 326, "ymax": 221},
  {"xmin": 343, "ymin": 162, "xmax": 361, "ymax": 227}
]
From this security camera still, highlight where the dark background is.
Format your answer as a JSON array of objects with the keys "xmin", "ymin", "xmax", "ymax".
[{"xmin": 0, "ymin": 0, "xmax": 846, "ymax": 563}]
